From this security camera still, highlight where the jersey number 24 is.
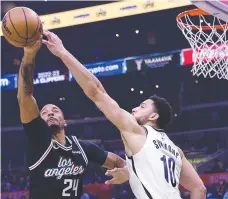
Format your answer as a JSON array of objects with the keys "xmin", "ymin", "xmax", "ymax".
[
  {"xmin": 160, "ymin": 155, "xmax": 177, "ymax": 187},
  {"xmin": 62, "ymin": 179, "xmax": 79, "ymax": 196}
]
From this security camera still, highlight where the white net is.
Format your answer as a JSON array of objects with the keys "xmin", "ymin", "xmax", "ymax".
[{"xmin": 177, "ymin": 10, "xmax": 228, "ymax": 80}]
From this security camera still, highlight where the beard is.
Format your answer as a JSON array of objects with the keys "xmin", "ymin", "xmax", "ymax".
[
  {"xmin": 47, "ymin": 119, "xmax": 62, "ymax": 135},
  {"xmin": 135, "ymin": 116, "xmax": 147, "ymax": 125},
  {"xmin": 49, "ymin": 124, "xmax": 62, "ymax": 135}
]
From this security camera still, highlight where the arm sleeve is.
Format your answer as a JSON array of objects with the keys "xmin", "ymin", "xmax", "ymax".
[
  {"xmin": 23, "ymin": 117, "xmax": 52, "ymax": 166},
  {"xmin": 79, "ymin": 141, "xmax": 108, "ymax": 166}
]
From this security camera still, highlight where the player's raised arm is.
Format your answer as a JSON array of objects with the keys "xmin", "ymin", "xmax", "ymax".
[
  {"xmin": 42, "ymin": 31, "xmax": 144, "ymax": 136},
  {"xmin": 17, "ymin": 39, "xmax": 42, "ymax": 123},
  {"xmin": 178, "ymin": 148, "xmax": 207, "ymax": 199}
]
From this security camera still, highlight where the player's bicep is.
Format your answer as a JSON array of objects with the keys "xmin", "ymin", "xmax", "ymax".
[
  {"xmin": 80, "ymin": 141, "xmax": 125, "ymax": 169},
  {"xmin": 18, "ymin": 96, "xmax": 40, "ymax": 123},
  {"xmin": 94, "ymin": 92, "xmax": 142, "ymax": 134},
  {"xmin": 79, "ymin": 141, "xmax": 108, "ymax": 166},
  {"xmin": 179, "ymin": 149, "xmax": 204, "ymax": 191}
]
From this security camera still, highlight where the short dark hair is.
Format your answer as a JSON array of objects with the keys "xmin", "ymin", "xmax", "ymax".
[{"xmin": 149, "ymin": 95, "xmax": 173, "ymax": 129}]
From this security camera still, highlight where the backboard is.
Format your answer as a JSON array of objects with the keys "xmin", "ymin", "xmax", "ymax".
[{"xmin": 191, "ymin": 0, "xmax": 228, "ymax": 22}]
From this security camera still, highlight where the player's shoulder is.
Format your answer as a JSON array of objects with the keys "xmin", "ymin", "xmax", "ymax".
[
  {"xmin": 23, "ymin": 116, "xmax": 46, "ymax": 128},
  {"xmin": 67, "ymin": 135, "xmax": 77, "ymax": 141},
  {"xmin": 176, "ymin": 147, "xmax": 184, "ymax": 158},
  {"xmin": 67, "ymin": 136, "xmax": 105, "ymax": 155},
  {"xmin": 143, "ymin": 125, "xmax": 166, "ymax": 139},
  {"xmin": 143, "ymin": 125, "xmax": 165, "ymax": 133},
  {"xmin": 77, "ymin": 139, "xmax": 99, "ymax": 150},
  {"xmin": 67, "ymin": 135, "xmax": 91, "ymax": 149},
  {"xmin": 65, "ymin": 135, "xmax": 82, "ymax": 148},
  {"xmin": 68, "ymin": 135, "xmax": 86, "ymax": 145},
  {"xmin": 22, "ymin": 116, "xmax": 51, "ymax": 136}
]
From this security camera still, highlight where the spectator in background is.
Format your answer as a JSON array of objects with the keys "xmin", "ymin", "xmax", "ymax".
[
  {"xmin": 25, "ymin": 176, "xmax": 30, "ymax": 190},
  {"xmin": 80, "ymin": 193, "xmax": 90, "ymax": 199},
  {"xmin": 223, "ymin": 187, "xmax": 228, "ymax": 199},
  {"xmin": 216, "ymin": 179, "xmax": 226, "ymax": 199},
  {"xmin": 20, "ymin": 195, "xmax": 27, "ymax": 199},
  {"xmin": 212, "ymin": 159, "xmax": 225, "ymax": 173},
  {"xmin": 19, "ymin": 176, "xmax": 26, "ymax": 190},
  {"xmin": 112, "ymin": 185, "xmax": 123, "ymax": 199},
  {"xmin": 88, "ymin": 193, "xmax": 97, "ymax": 199}
]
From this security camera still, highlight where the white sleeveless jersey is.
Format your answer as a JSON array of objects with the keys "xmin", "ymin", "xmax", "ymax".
[{"xmin": 126, "ymin": 125, "xmax": 182, "ymax": 199}]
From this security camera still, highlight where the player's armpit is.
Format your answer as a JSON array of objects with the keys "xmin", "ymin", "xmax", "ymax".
[
  {"xmin": 94, "ymin": 93, "xmax": 146, "ymax": 154},
  {"xmin": 18, "ymin": 54, "xmax": 39, "ymax": 123},
  {"xmin": 93, "ymin": 91, "xmax": 144, "ymax": 135},
  {"xmin": 102, "ymin": 152, "xmax": 126, "ymax": 169},
  {"xmin": 178, "ymin": 148, "xmax": 206, "ymax": 199}
]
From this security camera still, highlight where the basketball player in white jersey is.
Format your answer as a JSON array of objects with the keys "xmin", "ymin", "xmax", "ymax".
[{"xmin": 42, "ymin": 30, "xmax": 206, "ymax": 199}]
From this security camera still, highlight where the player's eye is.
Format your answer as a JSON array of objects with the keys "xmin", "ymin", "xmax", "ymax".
[{"xmin": 41, "ymin": 111, "xmax": 47, "ymax": 115}]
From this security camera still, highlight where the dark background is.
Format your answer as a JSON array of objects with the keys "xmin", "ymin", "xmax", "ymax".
[{"xmin": 1, "ymin": 1, "xmax": 228, "ymax": 199}]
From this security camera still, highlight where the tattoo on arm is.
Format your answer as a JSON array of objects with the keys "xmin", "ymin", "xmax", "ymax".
[
  {"xmin": 17, "ymin": 56, "xmax": 40, "ymax": 122},
  {"xmin": 103, "ymin": 152, "xmax": 126, "ymax": 169},
  {"xmin": 18, "ymin": 58, "xmax": 35, "ymax": 97}
]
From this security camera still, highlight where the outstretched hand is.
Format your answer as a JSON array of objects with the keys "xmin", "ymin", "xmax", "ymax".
[
  {"xmin": 42, "ymin": 30, "xmax": 66, "ymax": 58},
  {"xmin": 105, "ymin": 167, "xmax": 129, "ymax": 185}
]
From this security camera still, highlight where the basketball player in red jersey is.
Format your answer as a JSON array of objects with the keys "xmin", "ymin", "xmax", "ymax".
[
  {"xmin": 17, "ymin": 38, "xmax": 126, "ymax": 199},
  {"xmin": 43, "ymin": 30, "xmax": 206, "ymax": 199}
]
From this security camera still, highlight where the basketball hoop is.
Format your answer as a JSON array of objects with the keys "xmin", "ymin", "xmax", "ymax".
[{"xmin": 176, "ymin": 9, "xmax": 228, "ymax": 80}]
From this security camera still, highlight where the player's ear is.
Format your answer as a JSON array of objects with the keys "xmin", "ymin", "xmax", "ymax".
[
  {"xmin": 149, "ymin": 113, "xmax": 159, "ymax": 121},
  {"xmin": 64, "ymin": 120, "xmax": 67, "ymax": 127}
]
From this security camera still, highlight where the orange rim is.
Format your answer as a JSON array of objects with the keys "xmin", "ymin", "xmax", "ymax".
[{"xmin": 176, "ymin": 8, "xmax": 228, "ymax": 30}]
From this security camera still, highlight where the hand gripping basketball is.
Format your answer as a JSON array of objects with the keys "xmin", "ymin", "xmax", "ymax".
[{"xmin": 24, "ymin": 36, "xmax": 42, "ymax": 57}]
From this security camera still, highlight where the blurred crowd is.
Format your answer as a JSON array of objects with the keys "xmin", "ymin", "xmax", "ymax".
[
  {"xmin": 2, "ymin": 169, "xmax": 29, "ymax": 193},
  {"xmin": 1, "ymin": 2, "xmax": 228, "ymax": 199},
  {"xmin": 207, "ymin": 160, "xmax": 228, "ymax": 174},
  {"xmin": 1, "ymin": 167, "xmax": 135, "ymax": 199},
  {"xmin": 2, "ymin": 133, "xmax": 228, "ymax": 199},
  {"xmin": 181, "ymin": 179, "xmax": 228, "ymax": 199},
  {"xmin": 2, "ymin": 156, "xmax": 228, "ymax": 199}
]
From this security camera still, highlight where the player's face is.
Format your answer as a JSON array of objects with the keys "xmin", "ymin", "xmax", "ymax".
[
  {"xmin": 40, "ymin": 104, "xmax": 66, "ymax": 131},
  {"xmin": 132, "ymin": 99, "xmax": 158, "ymax": 125}
]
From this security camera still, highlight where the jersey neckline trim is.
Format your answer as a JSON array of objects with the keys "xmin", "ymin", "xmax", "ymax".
[
  {"xmin": 148, "ymin": 125, "xmax": 164, "ymax": 132},
  {"xmin": 52, "ymin": 136, "xmax": 72, "ymax": 151}
]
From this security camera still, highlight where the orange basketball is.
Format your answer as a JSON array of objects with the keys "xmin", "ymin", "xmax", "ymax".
[{"xmin": 1, "ymin": 7, "xmax": 43, "ymax": 48}]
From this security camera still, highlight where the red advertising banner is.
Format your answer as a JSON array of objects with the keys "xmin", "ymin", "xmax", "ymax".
[
  {"xmin": 2, "ymin": 190, "xmax": 29, "ymax": 199},
  {"xmin": 181, "ymin": 44, "xmax": 228, "ymax": 66},
  {"xmin": 2, "ymin": 173, "xmax": 227, "ymax": 198},
  {"xmin": 84, "ymin": 183, "xmax": 112, "ymax": 199},
  {"xmin": 200, "ymin": 172, "xmax": 228, "ymax": 185},
  {"xmin": 181, "ymin": 48, "xmax": 194, "ymax": 66},
  {"xmin": 2, "ymin": 184, "xmax": 112, "ymax": 199},
  {"xmin": 180, "ymin": 172, "xmax": 228, "ymax": 192}
]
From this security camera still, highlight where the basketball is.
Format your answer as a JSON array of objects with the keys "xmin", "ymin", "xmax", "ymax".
[{"xmin": 1, "ymin": 7, "xmax": 43, "ymax": 48}]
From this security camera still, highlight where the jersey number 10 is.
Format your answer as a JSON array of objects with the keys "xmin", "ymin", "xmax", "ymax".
[{"xmin": 160, "ymin": 155, "xmax": 177, "ymax": 187}]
